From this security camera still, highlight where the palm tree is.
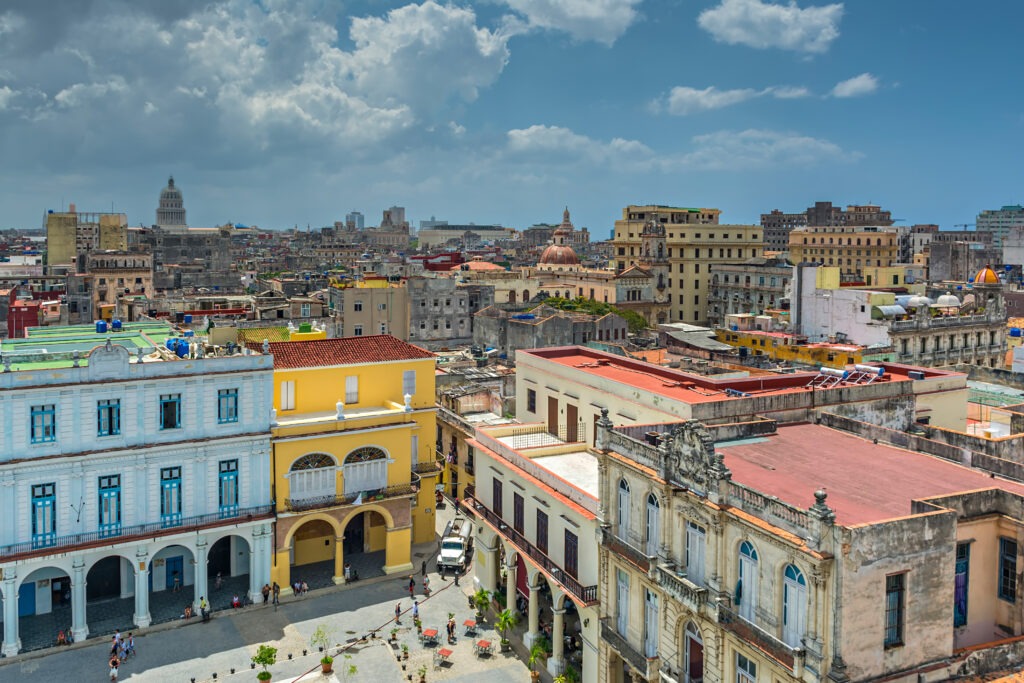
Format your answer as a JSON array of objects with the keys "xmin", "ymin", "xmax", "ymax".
[{"xmin": 496, "ymin": 608, "xmax": 517, "ymax": 651}]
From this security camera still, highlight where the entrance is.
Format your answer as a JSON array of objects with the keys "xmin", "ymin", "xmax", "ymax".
[
  {"xmin": 87, "ymin": 556, "xmax": 122, "ymax": 601},
  {"xmin": 684, "ymin": 622, "xmax": 704, "ymax": 683},
  {"xmin": 165, "ymin": 556, "xmax": 183, "ymax": 591},
  {"xmin": 343, "ymin": 512, "xmax": 365, "ymax": 555}
]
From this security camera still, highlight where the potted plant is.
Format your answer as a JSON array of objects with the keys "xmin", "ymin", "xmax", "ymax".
[
  {"xmin": 390, "ymin": 627, "xmax": 399, "ymax": 643},
  {"xmin": 339, "ymin": 654, "xmax": 357, "ymax": 683},
  {"xmin": 417, "ymin": 664, "xmax": 428, "ymax": 683},
  {"xmin": 413, "ymin": 617, "xmax": 422, "ymax": 633},
  {"xmin": 402, "ymin": 643, "xmax": 409, "ymax": 660},
  {"xmin": 310, "ymin": 624, "xmax": 334, "ymax": 674},
  {"xmin": 496, "ymin": 608, "xmax": 517, "ymax": 653},
  {"xmin": 473, "ymin": 588, "xmax": 491, "ymax": 621},
  {"xmin": 528, "ymin": 641, "xmax": 547, "ymax": 682},
  {"xmin": 252, "ymin": 644, "xmax": 277, "ymax": 682}
]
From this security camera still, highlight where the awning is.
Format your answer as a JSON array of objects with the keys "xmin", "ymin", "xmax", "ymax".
[{"xmin": 874, "ymin": 304, "xmax": 907, "ymax": 318}]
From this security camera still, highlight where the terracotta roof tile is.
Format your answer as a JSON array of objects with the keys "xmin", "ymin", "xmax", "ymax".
[{"xmin": 262, "ymin": 335, "xmax": 434, "ymax": 369}]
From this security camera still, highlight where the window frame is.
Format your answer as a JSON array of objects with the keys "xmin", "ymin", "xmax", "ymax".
[
  {"xmin": 30, "ymin": 404, "xmax": 57, "ymax": 444},
  {"xmin": 884, "ymin": 572, "xmax": 906, "ymax": 648},
  {"xmin": 218, "ymin": 459, "xmax": 239, "ymax": 518},
  {"xmin": 159, "ymin": 394, "xmax": 182, "ymax": 430},
  {"xmin": 97, "ymin": 399, "xmax": 121, "ymax": 437},
  {"xmin": 527, "ymin": 388, "xmax": 536, "ymax": 413},
  {"xmin": 536, "ymin": 509, "xmax": 548, "ymax": 555},
  {"xmin": 999, "ymin": 537, "xmax": 1017, "ymax": 603},
  {"xmin": 218, "ymin": 388, "xmax": 239, "ymax": 424},
  {"xmin": 31, "ymin": 482, "xmax": 57, "ymax": 548},
  {"xmin": 160, "ymin": 466, "xmax": 183, "ymax": 528},
  {"xmin": 98, "ymin": 475, "xmax": 122, "ymax": 537}
]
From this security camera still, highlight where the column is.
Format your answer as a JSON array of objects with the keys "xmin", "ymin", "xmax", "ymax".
[
  {"xmin": 193, "ymin": 539, "xmax": 209, "ymax": 611},
  {"xmin": 382, "ymin": 525, "xmax": 414, "ymax": 575},
  {"xmin": 524, "ymin": 581, "xmax": 541, "ymax": 647},
  {"xmin": 247, "ymin": 536, "xmax": 261, "ymax": 604},
  {"xmin": 1, "ymin": 575, "xmax": 20, "ymax": 657},
  {"xmin": 505, "ymin": 554, "xmax": 517, "ymax": 618},
  {"xmin": 332, "ymin": 536, "xmax": 345, "ymax": 585},
  {"xmin": 72, "ymin": 559, "xmax": 90, "ymax": 639},
  {"xmin": 253, "ymin": 525, "xmax": 272, "ymax": 590},
  {"xmin": 132, "ymin": 556, "xmax": 150, "ymax": 629},
  {"xmin": 547, "ymin": 605, "xmax": 566, "ymax": 676}
]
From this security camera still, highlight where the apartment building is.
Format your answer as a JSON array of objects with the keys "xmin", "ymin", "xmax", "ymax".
[
  {"xmin": 977, "ymin": 205, "xmax": 1024, "ymax": 247},
  {"xmin": 0, "ymin": 324, "xmax": 274, "ymax": 656},
  {"xmin": 707, "ymin": 257, "xmax": 792, "ymax": 326},
  {"xmin": 788, "ymin": 225, "xmax": 901, "ymax": 282},
  {"xmin": 45, "ymin": 207, "xmax": 127, "ymax": 266},
  {"xmin": 612, "ymin": 205, "xmax": 761, "ymax": 326}
]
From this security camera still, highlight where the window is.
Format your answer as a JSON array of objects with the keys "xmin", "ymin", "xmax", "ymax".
[
  {"xmin": 736, "ymin": 653, "xmax": 757, "ymax": 683},
  {"xmin": 280, "ymin": 380, "xmax": 296, "ymax": 411},
  {"xmin": 884, "ymin": 573, "xmax": 906, "ymax": 647},
  {"xmin": 686, "ymin": 522, "xmax": 706, "ymax": 585},
  {"xmin": 289, "ymin": 453, "xmax": 336, "ymax": 500},
  {"xmin": 527, "ymin": 388, "xmax": 537, "ymax": 413},
  {"xmin": 493, "ymin": 478, "xmax": 503, "ymax": 518},
  {"xmin": 97, "ymin": 399, "xmax": 121, "ymax": 437},
  {"xmin": 616, "ymin": 568, "xmax": 630, "ymax": 636},
  {"xmin": 644, "ymin": 590, "xmax": 658, "ymax": 658},
  {"xmin": 999, "ymin": 538, "xmax": 1017, "ymax": 602},
  {"xmin": 954, "ymin": 542, "xmax": 970, "ymax": 627},
  {"xmin": 218, "ymin": 389, "xmax": 239, "ymax": 424},
  {"xmin": 160, "ymin": 467, "xmax": 182, "ymax": 528},
  {"xmin": 342, "ymin": 447, "xmax": 387, "ymax": 494},
  {"xmin": 379, "ymin": 323, "xmax": 387, "ymax": 334},
  {"xmin": 617, "ymin": 479, "xmax": 631, "ymax": 540},
  {"xmin": 219, "ymin": 460, "xmax": 239, "ymax": 518},
  {"xmin": 465, "ymin": 445, "xmax": 474, "ymax": 474},
  {"xmin": 513, "ymin": 493, "xmax": 524, "ymax": 534},
  {"xmin": 646, "ymin": 493, "xmax": 660, "ymax": 556},
  {"xmin": 345, "ymin": 375, "xmax": 359, "ymax": 404},
  {"xmin": 403, "ymin": 370, "xmax": 416, "ymax": 397},
  {"xmin": 354, "ymin": 300, "xmax": 363, "ymax": 312},
  {"xmin": 378, "ymin": 302, "xmax": 387, "ymax": 311},
  {"xmin": 300, "ymin": 303, "xmax": 311, "ymax": 317},
  {"xmin": 31, "ymin": 483, "xmax": 56, "ymax": 548},
  {"xmin": 30, "ymin": 404, "xmax": 56, "ymax": 443},
  {"xmin": 783, "ymin": 564, "xmax": 807, "ymax": 647},
  {"xmin": 738, "ymin": 541, "xmax": 759, "ymax": 622},
  {"xmin": 98, "ymin": 475, "xmax": 121, "ymax": 537},
  {"xmin": 353, "ymin": 325, "xmax": 363, "ymax": 336},
  {"xmin": 536, "ymin": 509, "xmax": 548, "ymax": 554},
  {"xmin": 159, "ymin": 394, "xmax": 181, "ymax": 430}
]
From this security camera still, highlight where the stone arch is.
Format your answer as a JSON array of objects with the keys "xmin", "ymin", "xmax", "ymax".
[
  {"xmin": 523, "ymin": 289, "xmax": 531, "ymax": 302},
  {"xmin": 84, "ymin": 550, "xmax": 137, "ymax": 576},
  {"xmin": 338, "ymin": 502, "xmax": 396, "ymax": 532},
  {"xmin": 282, "ymin": 512, "xmax": 343, "ymax": 550}
]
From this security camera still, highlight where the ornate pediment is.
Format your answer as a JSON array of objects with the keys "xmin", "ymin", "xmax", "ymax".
[{"xmin": 661, "ymin": 420, "xmax": 729, "ymax": 492}]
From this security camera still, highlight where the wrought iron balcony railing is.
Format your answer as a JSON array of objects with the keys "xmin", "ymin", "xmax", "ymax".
[{"xmin": 284, "ymin": 482, "xmax": 418, "ymax": 513}]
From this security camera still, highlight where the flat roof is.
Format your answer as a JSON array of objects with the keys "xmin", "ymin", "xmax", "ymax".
[
  {"xmin": 521, "ymin": 347, "xmax": 959, "ymax": 405},
  {"xmin": 718, "ymin": 423, "xmax": 1024, "ymax": 526},
  {"xmin": 534, "ymin": 450, "xmax": 600, "ymax": 498},
  {"xmin": 2, "ymin": 323, "xmax": 176, "ymax": 369}
]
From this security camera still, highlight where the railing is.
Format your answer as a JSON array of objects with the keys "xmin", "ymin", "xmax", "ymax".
[
  {"xmin": 0, "ymin": 505, "xmax": 274, "ymax": 562},
  {"xmin": 724, "ymin": 481, "xmax": 810, "ymax": 534},
  {"xmin": 472, "ymin": 499, "xmax": 598, "ymax": 605},
  {"xmin": 655, "ymin": 565, "xmax": 707, "ymax": 615},
  {"xmin": 413, "ymin": 460, "xmax": 441, "ymax": 475},
  {"xmin": 601, "ymin": 526, "xmax": 655, "ymax": 573},
  {"xmin": 600, "ymin": 617, "xmax": 651, "ymax": 675},
  {"xmin": 717, "ymin": 602, "xmax": 802, "ymax": 670},
  {"xmin": 284, "ymin": 482, "xmax": 418, "ymax": 513}
]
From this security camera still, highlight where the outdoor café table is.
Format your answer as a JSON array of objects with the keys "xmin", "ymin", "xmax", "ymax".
[
  {"xmin": 421, "ymin": 628, "xmax": 439, "ymax": 646},
  {"xmin": 463, "ymin": 619, "xmax": 477, "ymax": 636},
  {"xmin": 474, "ymin": 639, "xmax": 493, "ymax": 657},
  {"xmin": 434, "ymin": 647, "xmax": 454, "ymax": 668}
]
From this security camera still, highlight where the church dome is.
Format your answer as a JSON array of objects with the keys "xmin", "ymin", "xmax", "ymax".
[
  {"xmin": 907, "ymin": 295, "xmax": 932, "ymax": 308},
  {"xmin": 935, "ymin": 291, "xmax": 961, "ymax": 307},
  {"xmin": 538, "ymin": 207, "xmax": 580, "ymax": 266},
  {"xmin": 974, "ymin": 265, "xmax": 1000, "ymax": 285}
]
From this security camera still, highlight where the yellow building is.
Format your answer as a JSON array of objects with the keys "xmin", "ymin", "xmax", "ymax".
[
  {"xmin": 45, "ymin": 207, "xmax": 128, "ymax": 266},
  {"xmin": 715, "ymin": 328, "xmax": 871, "ymax": 367},
  {"xmin": 266, "ymin": 336, "xmax": 439, "ymax": 592},
  {"xmin": 788, "ymin": 225, "xmax": 900, "ymax": 282}
]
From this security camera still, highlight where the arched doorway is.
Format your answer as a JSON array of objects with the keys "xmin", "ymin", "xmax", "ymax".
[
  {"xmin": 208, "ymin": 535, "xmax": 252, "ymax": 607},
  {"xmin": 15, "ymin": 567, "xmax": 71, "ymax": 652},
  {"xmin": 508, "ymin": 291, "xmax": 517, "ymax": 304},
  {"xmin": 683, "ymin": 621, "xmax": 704, "ymax": 683},
  {"xmin": 290, "ymin": 518, "xmax": 337, "ymax": 591},
  {"xmin": 340, "ymin": 509, "xmax": 389, "ymax": 582},
  {"xmin": 148, "ymin": 544, "xmax": 196, "ymax": 624},
  {"xmin": 86, "ymin": 555, "xmax": 135, "ymax": 636}
]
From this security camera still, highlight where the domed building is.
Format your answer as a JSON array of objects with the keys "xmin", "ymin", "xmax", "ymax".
[
  {"xmin": 156, "ymin": 176, "xmax": 187, "ymax": 228},
  {"xmin": 974, "ymin": 265, "xmax": 1001, "ymax": 285},
  {"xmin": 537, "ymin": 208, "xmax": 581, "ymax": 271}
]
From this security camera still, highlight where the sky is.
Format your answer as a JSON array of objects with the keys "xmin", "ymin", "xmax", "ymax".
[{"xmin": 0, "ymin": 0, "xmax": 1022, "ymax": 236}]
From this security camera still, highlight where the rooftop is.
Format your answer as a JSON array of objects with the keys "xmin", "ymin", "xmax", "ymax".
[
  {"xmin": 1, "ymin": 322, "xmax": 176, "ymax": 370},
  {"xmin": 717, "ymin": 423, "xmax": 1024, "ymax": 525},
  {"xmin": 265, "ymin": 335, "xmax": 434, "ymax": 369}
]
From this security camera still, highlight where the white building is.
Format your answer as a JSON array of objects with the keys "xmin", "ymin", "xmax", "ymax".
[
  {"xmin": 977, "ymin": 204, "xmax": 1024, "ymax": 247},
  {"xmin": 0, "ymin": 337, "xmax": 274, "ymax": 656}
]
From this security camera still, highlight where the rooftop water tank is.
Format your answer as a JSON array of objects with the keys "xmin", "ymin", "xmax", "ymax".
[
  {"xmin": 1011, "ymin": 328, "xmax": 1022, "ymax": 338},
  {"xmin": 96, "ymin": 320, "xmax": 108, "ymax": 334},
  {"xmin": 111, "ymin": 319, "xmax": 123, "ymax": 331},
  {"xmin": 184, "ymin": 314, "xmax": 193, "ymax": 324},
  {"xmin": 176, "ymin": 343, "xmax": 188, "ymax": 358},
  {"xmin": 183, "ymin": 330, "xmax": 195, "ymax": 338}
]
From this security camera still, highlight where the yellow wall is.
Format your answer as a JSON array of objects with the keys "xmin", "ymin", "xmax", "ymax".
[
  {"xmin": 274, "ymin": 357, "xmax": 435, "ymax": 415},
  {"xmin": 716, "ymin": 329, "xmax": 864, "ymax": 368}
]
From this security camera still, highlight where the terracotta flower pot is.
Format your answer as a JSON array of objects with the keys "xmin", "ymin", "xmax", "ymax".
[{"xmin": 321, "ymin": 660, "xmax": 333, "ymax": 674}]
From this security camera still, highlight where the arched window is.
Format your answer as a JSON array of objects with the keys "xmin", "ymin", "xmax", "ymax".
[
  {"xmin": 617, "ymin": 479, "xmax": 630, "ymax": 539},
  {"xmin": 645, "ymin": 493, "xmax": 660, "ymax": 556},
  {"xmin": 683, "ymin": 621, "xmax": 704, "ymax": 683},
  {"xmin": 783, "ymin": 564, "xmax": 807, "ymax": 647},
  {"xmin": 737, "ymin": 541, "xmax": 759, "ymax": 622},
  {"xmin": 342, "ymin": 447, "xmax": 387, "ymax": 495},
  {"xmin": 289, "ymin": 453, "xmax": 337, "ymax": 501}
]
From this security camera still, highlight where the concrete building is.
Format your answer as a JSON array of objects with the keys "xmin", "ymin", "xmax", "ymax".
[
  {"xmin": 761, "ymin": 202, "xmax": 893, "ymax": 253},
  {"xmin": 468, "ymin": 422, "xmax": 600, "ymax": 681},
  {"xmin": 265, "ymin": 336, "xmax": 439, "ymax": 592},
  {"xmin": 84, "ymin": 251, "xmax": 154, "ymax": 323},
  {"xmin": 45, "ymin": 207, "xmax": 127, "ymax": 266},
  {"xmin": 155, "ymin": 176, "xmax": 187, "ymax": 229},
  {"xmin": 928, "ymin": 240, "xmax": 1003, "ymax": 283},
  {"xmin": 788, "ymin": 225, "xmax": 901, "ymax": 282},
  {"xmin": 418, "ymin": 225, "xmax": 518, "ymax": 250},
  {"xmin": 435, "ymin": 383, "xmax": 514, "ymax": 502},
  {"xmin": 595, "ymin": 414, "xmax": 1024, "ymax": 683},
  {"xmin": 759, "ymin": 210, "xmax": 807, "ymax": 252},
  {"xmin": 612, "ymin": 205, "xmax": 762, "ymax": 325},
  {"xmin": 0, "ymin": 323, "xmax": 274, "ymax": 656},
  {"xmin": 128, "ymin": 225, "xmax": 235, "ymax": 291},
  {"xmin": 977, "ymin": 204, "xmax": 1024, "ymax": 247},
  {"xmin": 407, "ymin": 277, "xmax": 493, "ymax": 349},
  {"xmin": 330, "ymin": 280, "xmax": 410, "ymax": 339},
  {"xmin": 474, "ymin": 305, "xmax": 629, "ymax": 360},
  {"xmin": 707, "ymin": 257, "xmax": 791, "ymax": 327},
  {"xmin": 346, "ymin": 211, "xmax": 365, "ymax": 231}
]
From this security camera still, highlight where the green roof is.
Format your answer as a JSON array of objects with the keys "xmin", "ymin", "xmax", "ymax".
[{"xmin": 3, "ymin": 322, "xmax": 176, "ymax": 370}]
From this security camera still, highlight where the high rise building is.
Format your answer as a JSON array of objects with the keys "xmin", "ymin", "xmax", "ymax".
[
  {"xmin": 761, "ymin": 202, "xmax": 893, "ymax": 252},
  {"xmin": 346, "ymin": 211, "xmax": 365, "ymax": 231},
  {"xmin": 45, "ymin": 205, "xmax": 127, "ymax": 266},
  {"xmin": 155, "ymin": 176, "xmax": 186, "ymax": 229},
  {"xmin": 612, "ymin": 205, "xmax": 761, "ymax": 325},
  {"xmin": 976, "ymin": 204, "xmax": 1024, "ymax": 247},
  {"xmin": 788, "ymin": 225, "xmax": 901, "ymax": 282}
]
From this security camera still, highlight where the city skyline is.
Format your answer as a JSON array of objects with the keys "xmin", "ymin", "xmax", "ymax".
[{"xmin": 0, "ymin": 0, "xmax": 1022, "ymax": 232}]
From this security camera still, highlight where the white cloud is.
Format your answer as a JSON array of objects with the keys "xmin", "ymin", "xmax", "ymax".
[
  {"xmin": 698, "ymin": 0, "xmax": 843, "ymax": 54},
  {"xmin": 143, "ymin": 101, "xmax": 157, "ymax": 115},
  {"xmin": 53, "ymin": 77, "xmax": 127, "ymax": 108},
  {"xmin": 769, "ymin": 85, "xmax": 811, "ymax": 98},
  {"xmin": 506, "ymin": 125, "xmax": 652, "ymax": 164},
  {"xmin": 653, "ymin": 84, "xmax": 813, "ymax": 115},
  {"xmin": 502, "ymin": 0, "xmax": 643, "ymax": 45},
  {"xmin": 679, "ymin": 128, "xmax": 855, "ymax": 170},
  {"xmin": 831, "ymin": 72, "xmax": 878, "ymax": 98},
  {"xmin": 0, "ymin": 86, "xmax": 15, "ymax": 109},
  {"xmin": 449, "ymin": 121, "xmax": 466, "ymax": 136}
]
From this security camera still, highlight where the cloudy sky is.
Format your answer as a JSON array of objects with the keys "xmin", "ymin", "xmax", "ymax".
[{"xmin": 1, "ymin": 0, "xmax": 1021, "ymax": 235}]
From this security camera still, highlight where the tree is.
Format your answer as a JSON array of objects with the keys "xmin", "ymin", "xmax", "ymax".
[
  {"xmin": 310, "ymin": 624, "xmax": 334, "ymax": 666},
  {"xmin": 252, "ymin": 644, "xmax": 277, "ymax": 681},
  {"xmin": 473, "ymin": 588, "xmax": 491, "ymax": 619},
  {"xmin": 535, "ymin": 296, "xmax": 648, "ymax": 333},
  {"xmin": 496, "ymin": 608, "xmax": 517, "ymax": 649}
]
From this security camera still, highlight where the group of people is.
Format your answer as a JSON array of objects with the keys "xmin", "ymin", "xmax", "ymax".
[
  {"xmin": 260, "ymin": 582, "xmax": 281, "ymax": 604},
  {"xmin": 107, "ymin": 630, "xmax": 136, "ymax": 681},
  {"xmin": 292, "ymin": 580, "xmax": 309, "ymax": 596},
  {"xmin": 407, "ymin": 574, "xmax": 430, "ymax": 597}
]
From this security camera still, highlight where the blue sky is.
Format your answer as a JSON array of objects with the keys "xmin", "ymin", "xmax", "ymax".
[{"xmin": 0, "ymin": 0, "xmax": 1021, "ymax": 236}]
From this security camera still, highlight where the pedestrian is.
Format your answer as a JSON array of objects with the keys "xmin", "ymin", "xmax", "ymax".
[
  {"xmin": 412, "ymin": 600, "xmax": 419, "ymax": 621},
  {"xmin": 422, "ymin": 574, "xmax": 431, "ymax": 596},
  {"xmin": 408, "ymin": 576, "xmax": 415, "ymax": 597},
  {"xmin": 272, "ymin": 582, "xmax": 280, "ymax": 605},
  {"xmin": 126, "ymin": 633, "xmax": 136, "ymax": 659},
  {"xmin": 118, "ymin": 638, "xmax": 128, "ymax": 663},
  {"xmin": 301, "ymin": 580, "xmax": 309, "ymax": 595},
  {"xmin": 344, "ymin": 563, "xmax": 352, "ymax": 582},
  {"xmin": 172, "ymin": 571, "xmax": 181, "ymax": 592},
  {"xmin": 114, "ymin": 629, "xmax": 122, "ymax": 646},
  {"xmin": 395, "ymin": 602, "xmax": 402, "ymax": 624},
  {"xmin": 421, "ymin": 560, "xmax": 427, "ymax": 576},
  {"xmin": 110, "ymin": 635, "xmax": 119, "ymax": 658},
  {"xmin": 261, "ymin": 583, "xmax": 271, "ymax": 604},
  {"xmin": 109, "ymin": 655, "xmax": 120, "ymax": 682}
]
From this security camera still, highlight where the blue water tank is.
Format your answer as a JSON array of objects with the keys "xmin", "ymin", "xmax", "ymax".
[
  {"xmin": 166, "ymin": 338, "xmax": 178, "ymax": 351},
  {"xmin": 176, "ymin": 343, "xmax": 188, "ymax": 358},
  {"xmin": 184, "ymin": 314, "xmax": 193, "ymax": 324},
  {"xmin": 96, "ymin": 320, "xmax": 107, "ymax": 333},
  {"xmin": 1011, "ymin": 328, "xmax": 1022, "ymax": 338},
  {"xmin": 183, "ymin": 330, "xmax": 195, "ymax": 338},
  {"xmin": 112, "ymin": 319, "xmax": 122, "ymax": 331},
  {"xmin": 730, "ymin": 325, "xmax": 738, "ymax": 331}
]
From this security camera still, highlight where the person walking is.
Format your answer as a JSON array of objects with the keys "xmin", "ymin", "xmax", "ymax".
[
  {"xmin": 108, "ymin": 655, "xmax": 120, "ymax": 682},
  {"xmin": 261, "ymin": 583, "xmax": 271, "ymax": 604},
  {"xmin": 272, "ymin": 582, "xmax": 280, "ymax": 606},
  {"xmin": 126, "ymin": 633, "xmax": 136, "ymax": 659},
  {"xmin": 408, "ymin": 576, "xmax": 415, "ymax": 597},
  {"xmin": 395, "ymin": 602, "xmax": 402, "ymax": 625},
  {"xmin": 412, "ymin": 600, "xmax": 419, "ymax": 621},
  {"xmin": 421, "ymin": 560, "xmax": 427, "ymax": 576},
  {"xmin": 422, "ymin": 574, "xmax": 431, "ymax": 596}
]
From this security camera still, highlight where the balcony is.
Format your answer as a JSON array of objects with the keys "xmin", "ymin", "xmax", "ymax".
[
  {"xmin": 412, "ymin": 460, "xmax": 441, "ymax": 476},
  {"xmin": 717, "ymin": 602, "xmax": 803, "ymax": 671},
  {"xmin": 601, "ymin": 526, "xmax": 655, "ymax": 574},
  {"xmin": 284, "ymin": 482, "xmax": 418, "ymax": 513},
  {"xmin": 655, "ymin": 565, "xmax": 708, "ymax": 616},
  {"xmin": 600, "ymin": 617, "xmax": 658, "ymax": 679},
  {"xmin": 0, "ymin": 505, "xmax": 274, "ymax": 563},
  {"xmin": 471, "ymin": 499, "xmax": 598, "ymax": 605}
]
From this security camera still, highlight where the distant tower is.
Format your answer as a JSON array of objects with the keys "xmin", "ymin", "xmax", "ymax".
[
  {"xmin": 156, "ymin": 176, "xmax": 187, "ymax": 228},
  {"xmin": 537, "ymin": 208, "xmax": 580, "ymax": 272},
  {"xmin": 638, "ymin": 218, "xmax": 669, "ymax": 305}
]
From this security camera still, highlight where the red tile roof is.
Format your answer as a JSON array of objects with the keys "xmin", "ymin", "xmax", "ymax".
[{"xmin": 263, "ymin": 335, "xmax": 434, "ymax": 369}]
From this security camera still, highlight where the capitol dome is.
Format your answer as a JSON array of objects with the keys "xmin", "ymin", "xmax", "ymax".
[
  {"xmin": 538, "ymin": 207, "xmax": 580, "ymax": 268},
  {"xmin": 974, "ymin": 265, "xmax": 1000, "ymax": 285},
  {"xmin": 156, "ymin": 176, "xmax": 187, "ymax": 227},
  {"xmin": 935, "ymin": 291, "xmax": 961, "ymax": 308}
]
